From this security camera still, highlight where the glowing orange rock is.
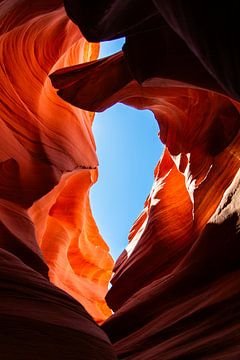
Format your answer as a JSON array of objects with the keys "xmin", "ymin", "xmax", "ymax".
[
  {"xmin": 1, "ymin": 0, "xmax": 240, "ymax": 358},
  {"xmin": 0, "ymin": 1, "xmax": 115, "ymax": 358},
  {"xmin": 52, "ymin": 50, "xmax": 240, "ymax": 358},
  {"xmin": 29, "ymin": 168, "xmax": 113, "ymax": 322},
  {"xmin": 101, "ymin": 66, "xmax": 240, "ymax": 359}
]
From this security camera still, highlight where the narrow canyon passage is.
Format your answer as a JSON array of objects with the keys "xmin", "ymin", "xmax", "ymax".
[
  {"xmin": 90, "ymin": 39, "xmax": 163, "ymax": 260},
  {"xmin": 0, "ymin": 1, "xmax": 239, "ymax": 360}
]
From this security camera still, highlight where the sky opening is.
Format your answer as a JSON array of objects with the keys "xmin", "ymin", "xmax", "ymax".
[{"xmin": 90, "ymin": 38, "xmax": 163, "ymax": 260}]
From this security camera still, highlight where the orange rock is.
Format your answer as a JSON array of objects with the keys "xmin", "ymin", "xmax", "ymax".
[
  {"xmin": 1, "ymin": 0, "xmax": 240, "ymax": 358},
  {"xmin": 0, "ymin": 1, "xmax": 115, "ymax": 358},
  {"xmin": 52, "ymin": 49, "xmax": 240, "ymax": 358},
  {"xmin": 29, "ymin": 168, "xmax": 113, "ymax": 322}
]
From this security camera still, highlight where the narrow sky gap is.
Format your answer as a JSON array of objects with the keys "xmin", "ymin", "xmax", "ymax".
[{"xmin": 90, "ymin": 38, "xmax": 163, "ymax": 260}]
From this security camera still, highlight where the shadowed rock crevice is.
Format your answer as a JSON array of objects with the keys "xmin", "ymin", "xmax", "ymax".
[{"xmin": 0, "ymin": 0, "xmax": 240, "ymax": 359}]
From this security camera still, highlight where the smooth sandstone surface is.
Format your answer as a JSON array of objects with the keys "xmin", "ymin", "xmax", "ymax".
[
  {"xmin": 0, "ymin": 1, "xmax": 116, "ymax": 359},
  {"xmin": 52, "ymin": 1, "xmax": 240, "ymax": 358},
  {"xmin": 1, "ymin": 0, "xmax": 240, "ymax": 359}
]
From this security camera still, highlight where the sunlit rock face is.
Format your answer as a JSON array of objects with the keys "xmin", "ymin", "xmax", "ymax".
[
  {"xmin": 1, "ymin": 0, "xmax": 240, "ymax": 359},
  {"xmin": 101, "ymin": 84, "xmax": 240, "ymax": 359},
  {"xmin": 52, "ymin": 2, "xmax": 240, "ymax": 359},
  {"xmin": 29, "ymin": 168, "xmax": 113, "ymax": 322},
  {"xmin": 104, "ymin": 81, "xmax": 240, "ymax": 309},
  {"xmin": 0, "ymin": 1, "xmax": 116, "ymax": 358}
]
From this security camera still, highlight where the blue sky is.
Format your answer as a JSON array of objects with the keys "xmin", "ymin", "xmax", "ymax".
[{"xmin": 90, "ymin": 38, "xmax": 163, "ymax": 259}]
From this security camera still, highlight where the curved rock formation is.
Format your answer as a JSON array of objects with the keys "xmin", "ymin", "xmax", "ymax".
[
  {"xmin": 63, "ymin": 0, "xmax": 240, "ymax": 101},
  {"xmin": 52, "ymin": 2, "xmax": 240, "ymax": 359},
  {"xmin": 1, "ymin": 0, "xmax": 240, "ymax": 359},
  {"xmin": 0, "ymin": 1, "xmax": 115, "ymax": 358},
  {"xmin": 29, "ymin": 168, "xmax": 113, "ymax": 322}
]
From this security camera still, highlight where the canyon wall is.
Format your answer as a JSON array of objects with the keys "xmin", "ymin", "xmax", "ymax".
[
  {"xmin": 102, "ymin": 80, "xmax": 240, "ymax": 359},
  {"xmin": 52, "ymin": 2, "xmax": 240, "ymax": 358},
  {"xmin": 0, "ymin": 1, "xmax": 115, "ymax": 358},
  {"xmin": 1, "ymin": 0, "xmax": 240, "ymax": 359}
]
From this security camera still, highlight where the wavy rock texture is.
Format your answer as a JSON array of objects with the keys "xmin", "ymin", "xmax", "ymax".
[
  {"xmin": 52, "ymin": 9, "xmax": 240, "ymax": 358},
  {"xmin": 84, "ymin": 65, "xmax": 239, "ymax": 359},
  {"xmin": 1, "ymin": 0, "xmax": 240, "ymax": 359},
  {"xmin": 96, "ymin": 73, "xmax": 239, "ymax": 359},
  {"xmin": 29, "ymin": 168, "xmax": 113, "ymax": 322},
  {"xmin": 0, "ymin": 1, "xmax": 115, "ymax": 358}
]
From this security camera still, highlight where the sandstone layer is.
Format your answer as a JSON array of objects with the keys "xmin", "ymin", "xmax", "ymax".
[
  {"xmin": 0, "ymin": 1, "xmax": 116, "ymax": 358},
  {"xmin": 1, "ymin": 1, "xmax": 240, "ymax": 359},
  {"xmin": 53, "ymin": 1, "xmax": 240, "ymax": 359}
]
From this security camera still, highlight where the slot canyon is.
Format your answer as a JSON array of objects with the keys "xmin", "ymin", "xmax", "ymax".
[{"xmin": 0, "ymin": 1, "xmax": 239, "ymax": 359}]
